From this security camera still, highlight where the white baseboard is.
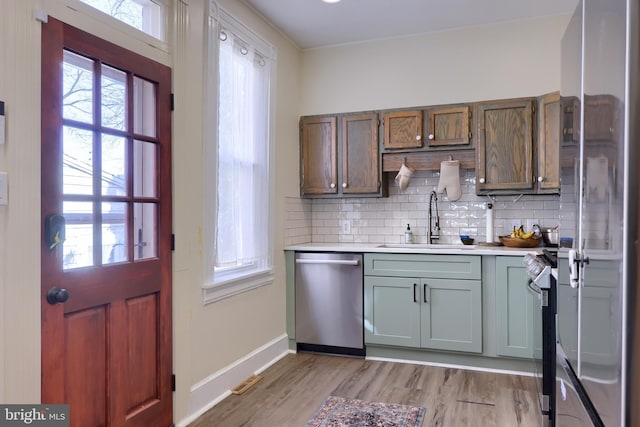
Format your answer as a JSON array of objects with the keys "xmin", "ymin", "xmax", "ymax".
[{"xmin": 176, "ymin": 334, "xmax": 290, "ymax": 427}]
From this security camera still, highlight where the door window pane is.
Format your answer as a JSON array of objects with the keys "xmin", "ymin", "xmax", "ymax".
[
  {"xmin": 134, "ymin": 140, "xmax": 156, "ymax": 197},
  {"xmin": 63, "ymin": 50, "xmax": 94, "ymax": 124},
  {"xmin": 63, "ymin": 201, "xmax": 94, "ymax": 270},
  {"xmin": 101, "ymin": 65, "xmax": 127, "ymax": 131},
  {"xmin": 102, "ymin": 134, "xmax": 126, "ymax": 196},
  {"xmin": 103, "ymin": 202, "xmax": 127, "ymax": 264},
  {"xmin": 63, "ymin": 126, "xmax": 94, "ymax": 195},
  {"xmin": 134, "ymin": 203, "xmax": 156, "ymax": 260},
  {"xmin": 133, "ymin": 77, "xmax": 156, "ymax": 137}
]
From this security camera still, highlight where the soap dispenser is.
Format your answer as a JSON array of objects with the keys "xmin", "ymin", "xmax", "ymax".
[{"xmin": 404, "ymin": 224, "xmax": 414, "ymax": 244}]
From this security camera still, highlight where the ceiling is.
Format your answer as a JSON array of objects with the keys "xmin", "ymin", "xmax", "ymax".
[{"xmin": 242, "ymin": 0, "xmax": 579, "ymax": 50}]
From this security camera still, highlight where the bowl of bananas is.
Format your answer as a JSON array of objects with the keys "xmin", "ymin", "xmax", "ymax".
[{"xmin": 499, "ymin": 226, "xmax": 542, "ymax": 248}]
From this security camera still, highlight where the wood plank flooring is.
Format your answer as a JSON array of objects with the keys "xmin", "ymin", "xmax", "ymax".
[{"xmin": 188, "ymin": 352, "xmax": 541, "ymax": 427}]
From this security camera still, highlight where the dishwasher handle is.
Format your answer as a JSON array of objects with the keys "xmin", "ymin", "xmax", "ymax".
[{"xmin": 295, "ymin": 258, "xmax": 360, "ymax": 266}]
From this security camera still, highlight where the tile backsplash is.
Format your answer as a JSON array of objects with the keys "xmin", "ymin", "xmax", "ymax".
[{"xmin": 284, "ymin": 169, "xmax": 560, "ymax": 246}]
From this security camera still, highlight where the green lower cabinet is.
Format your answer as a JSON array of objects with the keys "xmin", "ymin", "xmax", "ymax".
[
  {"xmin": 495, "ymin": 256, "xmax": 536, "ymax": 358},
  {"xmin": 421, "ymin": 278, "xmax": 482, "ymax": 353},
  {"xmin": 364, "ymin": 276, "xmax": 482, "ymax": 353},
  {"xmin": 364, "ymin": 276, "xmax": 421, "ymax": 347}
]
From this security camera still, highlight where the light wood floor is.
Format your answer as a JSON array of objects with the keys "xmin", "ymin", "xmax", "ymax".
[{"xmin": 188, "ymin": 352, "xmax": 541, "ymax": 427}]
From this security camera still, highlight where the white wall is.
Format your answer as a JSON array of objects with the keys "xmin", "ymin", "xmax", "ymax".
[{"xmin": 299, "ymin": 15, "xmax": 571, "ymax": 115}]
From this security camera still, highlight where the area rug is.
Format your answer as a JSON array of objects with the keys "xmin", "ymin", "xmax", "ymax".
[{"xmin": 305, "ymin": 395, "xmax": 426, "ymax": 427}]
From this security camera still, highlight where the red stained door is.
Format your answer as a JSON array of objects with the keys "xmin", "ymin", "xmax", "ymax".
[{"xmin": 41, "ymin": 18, "xmax": 173, "ymax": 427}]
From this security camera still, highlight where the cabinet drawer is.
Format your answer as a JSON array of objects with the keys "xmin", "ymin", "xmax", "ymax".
[{"xmin": 364, "ymin": 253, "xmax": 481, "ymax": 280}]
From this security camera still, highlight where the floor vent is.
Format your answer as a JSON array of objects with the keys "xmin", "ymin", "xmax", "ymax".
[{"xmin": 231, "ymin": 374, "xmax": 263, "ymax": 395}]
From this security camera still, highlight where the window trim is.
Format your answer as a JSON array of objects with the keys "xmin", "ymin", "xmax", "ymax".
[{"xmin": 202, "ymin": 1, "xmax": 276, "ymax": 304}]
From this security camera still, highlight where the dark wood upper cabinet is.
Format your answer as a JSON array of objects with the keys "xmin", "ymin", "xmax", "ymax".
[
  {"xmin": 342, "ymin": 113, "xmax": 380, "ymax": 194},
  {"xmin": 426, "ymin": 104, "xmax": 471, "ymax": 147},
  {"xmin": 537, "ymin": 92, "xmax": 561, "ymax": 192},
  {"xmin": 300, "ymin": 113, "xmax": 385, "ymax": 197},
  {"xmin": 300, "ymin": 116, "xmax": 338, "ymax": 195},
  {"xmin": 476, "ymin": 98, "xmax": 535, "ymax": 194},
  {"xmin": 383, "ymin": 110, "xmax": 423, "ymax": 149}
]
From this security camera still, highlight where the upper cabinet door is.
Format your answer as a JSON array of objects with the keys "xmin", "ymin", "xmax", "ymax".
[
  {"xmin": 300, "ymin": 116, "xmax": 338, "ymax": 195},
  {"xmin": 537, "ymin": 92, "xmax": 561, "ymax": 191},
  {"xmin": 426, "ymin": 105, "xmax": 471, "ymax": 147},
  {"xmin": 476, "ymin": 98, "xmax": 535, "ymax": 193},
  {"xmin": 383, "ymin": 110, "xmax": 423, "ymax": 149},
  {"xmin": 342, "ymin": 113, "xmax": 380, "ymax": 194}
]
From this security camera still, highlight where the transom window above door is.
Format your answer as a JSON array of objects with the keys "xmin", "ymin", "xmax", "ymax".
[{"xmin": 75, "ymin": 0, "xmax": 168, "ymax": 41}]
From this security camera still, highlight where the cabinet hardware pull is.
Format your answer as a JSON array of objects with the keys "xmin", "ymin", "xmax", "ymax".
[
  {"xmin": 413, "ymin": 283, "xmax": 417, "ymax": 302},
  {"xmin": 428, "ymin": 134, "xmax": 434, "ymax": 140},
  {"xmin": 538, "ymin": 176, "xmax": 544, "ymax": 182},
  {"xmin": 330, "ymin": 183, "xmax": 336, "ymax": 189},
  {"xmin": 423, "ymin": 283, "xmax": 428, "ymax": 303},
  {"xmin": 342, "ymin": 182, "xmax": 347, "ymax": 188},
  {"xmin": 479, "ymin": 177, "xmax": 485, "ymax": 184},
  {"xmin": 415, "ymin": 135, "xmax": 421, "ymax": 141}
]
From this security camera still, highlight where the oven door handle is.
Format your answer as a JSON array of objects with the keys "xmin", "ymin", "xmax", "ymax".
[{"xmin": 527, "ymin": 278, "xmax": 542, "ymax": 296}]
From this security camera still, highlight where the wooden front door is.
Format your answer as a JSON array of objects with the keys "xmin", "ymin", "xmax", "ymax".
[{"xmin": 40, "ymin": 18, "xmax": 173, "ymax": 427}]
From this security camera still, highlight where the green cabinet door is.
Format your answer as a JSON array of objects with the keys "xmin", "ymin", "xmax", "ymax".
[
  {"xmin": 364, "ymin": 276, "xmax": 421, "ymax": 347},
  {"xmin": 495, "ymin": 256, "xmax": 536, "ymax": 358},
  {"xmin": 420, "ymin": 278, "xmax": 482, "ymax": 353}
]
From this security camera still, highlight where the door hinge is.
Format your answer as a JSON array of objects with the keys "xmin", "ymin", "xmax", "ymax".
[
  {"xmin": 171, "ymin": 234, "xmax": 175, "ymax": 251},
  {"xmin": 170, "ymin": 93, "xmax": 175, "ymax": 111},
  {"xmin": 172, "ymin": 374, "xmax": 176, "ymax": 391}
]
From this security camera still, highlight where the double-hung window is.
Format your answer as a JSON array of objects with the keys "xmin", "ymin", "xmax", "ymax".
[{"xmin": 203, "ymin": 3, "xmax": 275, "ymax": 303}]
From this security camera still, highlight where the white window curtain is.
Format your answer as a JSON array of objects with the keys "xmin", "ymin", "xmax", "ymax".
[
  {"xmin": 215, "ymin": 32, "xmax": 270, "ymax": 271},
  {"xmin": 203, "ymin": 2, "xmax": 275, "ymax": 302}
]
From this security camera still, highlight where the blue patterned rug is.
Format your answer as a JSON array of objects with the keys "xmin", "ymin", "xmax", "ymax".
[{"xmin": 305, "ymin": 396, "xmax": 426, "ymax": 427}]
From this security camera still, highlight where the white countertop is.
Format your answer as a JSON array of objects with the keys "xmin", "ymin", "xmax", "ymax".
[{"xmin": 285, "ymin": 242, "xmax": 544, "ymax": 256}]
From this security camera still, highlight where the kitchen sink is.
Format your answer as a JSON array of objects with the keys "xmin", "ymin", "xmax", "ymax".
[{"xmin": 377, "ymin": 243, "xmax": 476, "ymax": 250}]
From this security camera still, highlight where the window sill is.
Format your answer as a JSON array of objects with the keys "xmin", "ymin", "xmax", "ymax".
[{"xmin": 202, "ymin": 269, "xmax": 273, "ymax": 304}]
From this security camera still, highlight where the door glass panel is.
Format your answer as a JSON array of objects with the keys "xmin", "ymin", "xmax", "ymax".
[
  {"xmin": 103, "ymin": 202, "xmax": 127, "ymax": 264},
  {"xmin": 134, "ymin": 203, "xmax": 156, "ymax": 260},
  {"xmin": 134, "ymin": 140, "xmax": 156, "ymax": 197},
  {"xmin": 101, "ymin": 64, "xmax": 127, "ymax": 131},
  {"xmin": 102, "ymin": 134, "xmax": 126, "ymax": 196},
  {"xmin": 63, "ymin": 50, "xmax": 94, "ymax": 124},
  {"xmin": 133, "ymin": 77, "xmax": 156, "ymax": 137},
  {"xmin": 63, "ymin": 201, "xmax": 94, "ymax": 270},
  {"xmin": 63, "ymin": 126, "xmax": 94, "ymax": 195}
]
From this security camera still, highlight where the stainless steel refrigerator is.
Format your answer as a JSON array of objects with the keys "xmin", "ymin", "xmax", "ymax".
[{"xmin": 557, "ymin": 0, "xmax": 635, "ymax": 425}]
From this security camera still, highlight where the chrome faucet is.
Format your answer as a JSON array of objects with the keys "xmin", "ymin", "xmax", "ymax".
[{"xmin": 428, "ymin": 190, "xmax": 441, "ymax": 244}]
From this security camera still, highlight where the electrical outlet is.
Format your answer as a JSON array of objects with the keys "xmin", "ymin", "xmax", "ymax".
[
  {"xmin": 504, "ymin": 220, "xmax": 520, "ymax": 235},
  {"xmin": 340, "ymin": 220, "xmax": 351, "ymax": 234}
]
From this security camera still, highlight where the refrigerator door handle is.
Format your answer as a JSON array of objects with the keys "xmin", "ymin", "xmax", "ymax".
[{"xmin": 568, "ymin": 249, "xmax": 580, "ymax": 288}]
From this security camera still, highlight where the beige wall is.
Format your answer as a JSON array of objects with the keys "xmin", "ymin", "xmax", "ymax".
[
  {"xmin": 300, "ymin": 15, "xmax": 570, "ymax": 115},
  {"xmin": 0, "ymin": 0, "xmax": 571, "ymax": 424}
]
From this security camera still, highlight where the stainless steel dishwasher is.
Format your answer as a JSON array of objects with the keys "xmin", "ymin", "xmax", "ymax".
[{"xmin": 295, "ymin": 252, "xmax": 364, "ymax": 356}]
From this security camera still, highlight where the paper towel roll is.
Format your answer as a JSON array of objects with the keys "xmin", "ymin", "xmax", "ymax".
[{"xmin": 486, "ymin": 203, "xmax": 494, "ymax": 243}]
